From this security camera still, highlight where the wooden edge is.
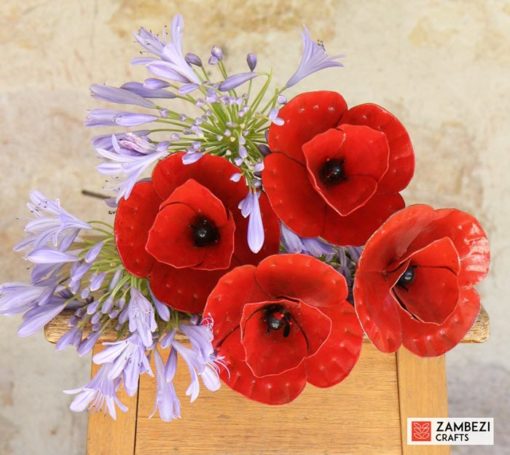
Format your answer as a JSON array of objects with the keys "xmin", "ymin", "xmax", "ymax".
[
  {"xmin": 397, "ymin": 349, "xmax": 449, "ymax": 455},
  {"xmin": 44, "ymin": 306, "xmax": 490, "ymax": 344},
  {"xmin": 86, "ymin": 343, "xmax": 139, "ymax": 455}
]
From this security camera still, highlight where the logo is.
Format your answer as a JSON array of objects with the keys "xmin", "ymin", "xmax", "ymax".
[
  {"xmin": 411, "ymin": 421, "xmax": 431, "ymax": 441},
  {"xmin": 407, "ymin": 418, "xmax": 494, "ymax": 446}
]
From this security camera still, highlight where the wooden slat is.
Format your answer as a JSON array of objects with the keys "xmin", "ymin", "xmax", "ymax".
[
  {"xmin": 135, "ymin": 344, "xmax": 402, "ymax": 455},
  {"xmin": 397, "ymin": 349, "xmax": 449, "ymax": 455},
  {"xmin": 86, "ymin": 343, "xmax": 139, "ymax": 455},
  {"xmin": 44, "ymin": 305, "xmax": 490, "ymax": 344}
]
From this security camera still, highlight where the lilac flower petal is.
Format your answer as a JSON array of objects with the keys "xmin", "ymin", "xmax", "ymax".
[
  {"xmin": 182, "ymin": 151, "xmax": 203, "ymax": 165},
  {"xmin": 121, "ymin": 82, "xmax": 176, "ymax": 99},
  {"xmin": 134, "ymin": 27, "xmax": 165, "ymax": 57},
  {"xmin": 114, "ymin": 113, "xmax": 158, "ymax": 127},
  {"xmin": 286, "ymin": 26, "xmax": 344, "ymax": 88},
  {"xmin": 147, "ymin": 61, "xmax": 190, "ymax": 83},
  {"xmin": 219, "ymin": 72, "xmax": 258, "ymax": 91},
  {"xmin": 0, "ymin": 283, "xmax": 52, "ymax": 315},
  {"xmin": 18, "ymin": 301, "xmax": 66, "ymax": 337},
  {"xmin": 149, "ymin": 286, "xmax": 170, "ymax": 322},
  {"xmin": 27, "ymin": 249, "xmax": 78, "ymax": 264},
  {"xmin": 128, "ymin": 288, "xmax": 157, "ymax": 348},
  {"xmin": 269, "ymin": 108, "xmax": 284, "ymax": 126},
  {"xmin": 179, "ymin": 83, "xmax": 199, "ymax": 94},
  {"xmin": 143, "ymin": 78, "xmax": 170, "ymax": 89},
  {"xmin": 230, "ymin": 173, "xmax": 242, "ymax": 183},
  {"xmin": 90, "ymin": 84, "xmax": 155, "ymax": 108},
  {"xmin": 56, "ymin": 327, "xmax": 83, "ymax": 351},
  {"xmin": 201, "ymin": 365, "xmax": 221, "ymax": 392},
  {"xmin": 185, "ymin": 52, "xmax": 202, "ymax": 67},
  {"xmin": 281, "ymin": 224, "xmax": 305, "ymax": 253},
  {"xmin": 85, "ymin": 241, "xmax": 105, "ymax": 264},
  {"xmin": 77, "ymin": 330, "xmax": 102, "ymax": 356},
  {"xmin": 247, "ymin": 192, "xmax": 264, "ymax": 254},
  {"xmin": 302, "ymin": 238, "xmax": 335, "ymax": 257},
  {"xmin": 151, "ymin": 349, "xmax": 181, "ymax": 422},
  {"xmin": 89, "ymin": 272, "xmax": 106, "ymax": 292},
  {"xmin": 210, "ymin": 45, "xmax": 223, "ymax": 61}
]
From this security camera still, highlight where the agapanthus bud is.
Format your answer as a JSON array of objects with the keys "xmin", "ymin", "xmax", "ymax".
[
  {"xmin": 247, "ymin": 53, "xmax": 257, "ymax": 71},
  {"xmin": 185, "ymin": 52, "xmax": 203, "ymax": 67}
]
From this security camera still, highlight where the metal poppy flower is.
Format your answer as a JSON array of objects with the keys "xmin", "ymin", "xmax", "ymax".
[
  {"xmin": 114, "ymin": 153, "xmax": 280, "ymax": 313},
  {"xmin": 203, "ymin": 254, "xmax": 363, "ymax": 405},
  {"xmin": 353, "ymin": 204, "xmax": 490, "ymax": 357},
  {"xmin": 262, "ymin": 91, "xmax": 414, "ymax": 246}
]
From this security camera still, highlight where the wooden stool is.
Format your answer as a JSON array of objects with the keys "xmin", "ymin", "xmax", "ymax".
[{"xmin": 45, "ymin": 308, "xmax": 489, "ymax": 455}]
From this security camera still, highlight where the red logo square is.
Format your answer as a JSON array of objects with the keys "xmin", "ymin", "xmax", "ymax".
[{"xmin": 411, "ymin": 421, "xmax": 432, "ymax": 441}]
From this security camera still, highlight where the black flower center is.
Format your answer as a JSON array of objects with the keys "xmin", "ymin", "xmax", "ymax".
[
  {"xmin": 319, "ymin": 159, "xmax": 346, "ymax": 186},
  {"xmin": 396, "ymin": 265, "xmax": 416, "ymax": 289},
  {"xmin": 264, "ymin": 304, "xmax": 292, "ymax": 338},
  {"xmin": 191, "ymin": 216, "xmax": 220, "ymax": 247}
]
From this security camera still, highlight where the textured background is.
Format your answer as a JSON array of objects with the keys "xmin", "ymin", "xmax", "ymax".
[{"xmin": 0, "ymin": 1, "xmax": 508, "ymax": 454}]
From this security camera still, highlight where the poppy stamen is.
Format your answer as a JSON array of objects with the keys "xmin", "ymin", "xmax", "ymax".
[
  {"xmin": 396, "ymin": 265, "xmax": 416, "ymax": 290},
  {"xmin": 319, "ymin": 158, "xmax": 346, "ymax": 186},
  {"xmin": 191, "ymin": 216, "xmax": 220, "ymax": 247},
  {"xmin": 264, "ymin": 304, "xmax": 292, "ymax": 337}
]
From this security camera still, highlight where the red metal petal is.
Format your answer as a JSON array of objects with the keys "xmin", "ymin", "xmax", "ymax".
[
  {"xmin": 147, "ymin": 179, "xmax": 235, "ymax": 271},
  {"xmin": 393, "ymin": 267, "xmax": 459, "ymax": 324},
  {"xmin": 341, "ymin": 103, "xmax": 414, "ymax": 192},
  {"xmin": 149, "ymin": 262, "xmax": 226, "ymax": 314},
  {"xmin": 399, "ymin": 287, "xmax": 480, "ymax": 357},
  {"xmin": 268, "ymin": 91, "xmax": 347, "ymax": 164},
  {"xmin": 303, "ymin": 127, "xmax": 384, "ymax": 216},
  {"xmin": 353, "ymin": 269, "xmax": 404, "ymax": 353},
  {"xmin": 152, "ymin": 152, "xmax": 248, "ymax": 210},
  {"xmin": 114, "ymin": 180, "xmax": 160, "ymax": 277},
  {"xmin": 401, "ymin": 237, "xmax": 460, "ymax": 274},
  {"xmin": 408, "ymin": 208, "xmax": 490, "ymax": 287},
  {"xmin": 322, "ymin": 192, "xmax": 405, "ymax": 246},
  {"xmin": 255, "ymin": 254, "xmax": 348, "ymax": 309},
  {"xmin": 232, "ymin": 192, "xmax": 281, "ymax": 265},
  {"xmin": 305, "ymin": 303, "xmax": 363, "ymax": 388},
  {"xmin": 218, "ymin": 328, "xmax": 307, "ymax": 405},
  {"xmin": 262, "ymin": 152, "xmax": 327, "ymax": 237},
  {"xmin": 203, "ymin": 265, "xmax": 271, "ymax": 345},
  {"xmin": 240, "ymin": 299, "xmax": 331, "ymax": 377},
  {"xmin": 147, "ymin": 202, "xmax": 204, "ymax": 269}
]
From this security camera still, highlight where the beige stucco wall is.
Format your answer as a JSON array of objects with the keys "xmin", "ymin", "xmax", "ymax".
[{"xmin": 0, "ymin": 1, "xmax": 508, "ymax": 453}]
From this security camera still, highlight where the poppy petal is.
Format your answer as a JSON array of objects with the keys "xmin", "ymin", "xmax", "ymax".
[
  {"xmin": 146, "ymin": 202, "xmax": 204, "ymax": 269},
  {"xmin": 305, "ymin": 303, "xmax": 363, "ymax": 388},
  {"xmin": 408, "ymin": 208, "xmax": 490, "ymax": 287},
  {"xmin": 240, "ymin": 299, "xmax": 331, "ymax": 377},
  {"xmin": 262, "ymin": 153, "xmax": 327, "ymax": 237},
  {"xmin": 399, "ymin": 287, "xmax": 480, "ymax": 357},
  {"xmin": 204, "ymin": 265, "xmax": 271, "ymax": 345},
  {"xmin": 323, "ymin": 192, "xmax": 405, "ymax": 246},
  {"xmin": 303, "ymin": 127, "xmax": 384, "ymax": 216},
  {"xmin": 341, "ymin": 103, "xmax": 414, "ymax": 192},
  {"xmin": 393, "ymin": 267, "xmax": 459, "ymax": 324},
  {"xmin": 402, "ymin": 236, "xmax": 460, "ymax": 273},
  {"xmin": 255, "ymin": 254, "xmax": 348, "ymax": 309},
  {"xmin": 268, "ymin": 91, "xmax": 347, "ymax": 164},
  {"xmin": 152, "ymin": 152, "xmax": 248, "ymax": 210},
  {"xmin": 149, "ymin": 262, "xmax": 226, "ymax": 314},
  {"xmin": 353, "ymin": 269, "xmax": 404, "ymax": 353},
  {"xmin": 218, "ymin": 328, "xmax": 307, "ymax": 405},
  {"xmin": 114, "ymin": 180, "xmax": 160, "ymax": 277}
]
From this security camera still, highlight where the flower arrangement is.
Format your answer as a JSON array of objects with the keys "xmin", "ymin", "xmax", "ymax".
[{"xmin": 0, "ymin": 15, "xmax": 490, "ymax": 421}]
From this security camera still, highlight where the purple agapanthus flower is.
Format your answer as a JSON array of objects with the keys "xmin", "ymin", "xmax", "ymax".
[
  {"xmin": 128, "ymin": 288, "xmax": 157, "ymax": 348},
  {"xmin": 238, "ymin": 190, "xmax": 265, "ymax": 254},
  {"xmin": 95, "ymin": 133, "xmax": 169, "ymax": 200},
  {"xmin": 0, "ymin": 281, "xmax": 54, "ymax": 316},
  {"xmin": 93, "ymin": 334, "xmax": 153, "ymax": 396},
  {"xmin": 281, "ymin": 224, "xmax": 335, "ymax": 258},
  {"xmin": 90, "ymin": 84, "xmax": 156, "ymax": 108},
  {"xmin": 15, "ymin": 191, "xmax": 91, "ymax": 255},
  {"xmin": 65, "ymin": 363, "xmax": 127, "ymax": 420},
  {"xmin": 219, "ymin": 72, "xmax": 258, "ymax": 92},
  {"xmin": 151, "ymin": 349, "xmax": 181, "ymax": 422},
  {"xmin": 86, "ymin": 109, "xmax": 159, "ymax": 127},
  {"xmin": 285, "ymin": 27, "xmax": 344, "ymax": 88}
]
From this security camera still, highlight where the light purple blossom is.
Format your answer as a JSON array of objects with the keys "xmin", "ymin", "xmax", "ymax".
[
  {"xmin": 128, "ymin": 288, "xmax": 157, "ymax": 348},
  {"xmin": 185, "ymin": 52, "xmax": 202, "ymax": 67},
  {"xmin": 15, "ymin": 192, "xmax": 91, "ymax": 255},
  {"xmin": 77, "ymin": 330, "xmax": 102, "ymax": 356},
  {"xmin": 149, "ymin": 286, "xmax": 170, "ymax": 322},
  {"xmin": 134, "ymin": 27, "xmax": 165, "ymax": 58},
  {"xmin": 182, "ymin": 151, "xmax": 203, "ymax": 165},
  {"xmin": 0, "ymin": 282, "xmax": 54, "ymax": 315},
  {"xmin": 238, "ymin": 191, "xmax": 265, "ymax": 254},
  {"xmin": 280, "ymin": 223, "xmax": 335, "ymax": 258},
  {"xmin": 17, "ymin": 297, "xmax": 67, "ymax": 337},
  {"xmin": 285, "ymin": 27, "xmax": 344, "ymax": 88},
  {"xmin": 65, "ymin": 363, "xmax": 127, "ymax": 420},
  {"xmin": 93, "ymin": 334, "xmax": 153, "ymax": 396},
  {"xmin": 151, "ymin": 349, "xmax": 181, "ymax": 422},
  {"xmin": 86, "ymin": 109, "xmax": 158, "ymax": 127},
  {"xmin": 219, "ymin": 72, "xmax": 258, "ymax": 91},
  {"xmin": 95, "ymin": 134, "xmax": 168, "ymax": 201},
  {"xmin": 56, "ymin": 326, "xmax": 83, "ymax": 351},
  {"xmin": 27, "ymin": 249, "xmax": 79, "ymax": 265},
  {"xmin": 90, "ymin": 84, "xmax": 155, "ymax": 108},
  {"xmin": 84, "ymin": 241, "xmax": 105, "ymax": 264},
  {"xmin": 120, "ymin": 82, "xmax": 176, "ymax": 99},
  {"xmin": 208, "ymin": 45, "xmax": 223, "ymax": 65},
  {"xmin": 269, "ymin": 108, "xmax": 284, "ymax": 126}
]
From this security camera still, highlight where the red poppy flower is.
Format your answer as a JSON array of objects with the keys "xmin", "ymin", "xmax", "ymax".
[
  {"xmin": 353, "ymin": 205, "xmax": 490, "ymax": 357},
  {"xmin": 262, "ymin": 91, "xmax": 414, "ymax": 246},
  {"xmin": 203, "ymin": 254, "xmax": 363, "ymax": 405},
  {"xmin": 114, "ymin": 153, "xmax": 280, "ymax": 313}
]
